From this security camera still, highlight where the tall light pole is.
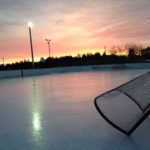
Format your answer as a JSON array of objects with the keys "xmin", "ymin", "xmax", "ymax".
[
  {"xmin": 28, "ymin": 22, "xmax": 35, "ymax": 69},
  {"xmin": 45, "ymin": 39, "xmax": 51, "ymax": 58}
]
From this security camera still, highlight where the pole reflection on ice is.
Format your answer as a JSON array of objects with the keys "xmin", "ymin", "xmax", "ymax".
[
  {"xmin": 30, "ymin": 79, "xmax": 43, "ymax": 143},
  {"xmin": 33, "ymin": 112, "xmax": 41, "ymax": 132}
]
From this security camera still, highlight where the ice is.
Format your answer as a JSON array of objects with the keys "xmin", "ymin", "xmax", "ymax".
[{"xmin": 0, "ymin": 69, "xmax": 149, "ymax": 150}]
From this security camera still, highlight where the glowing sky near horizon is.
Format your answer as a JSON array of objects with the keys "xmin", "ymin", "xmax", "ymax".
[{"xmin": 0, "ymin": 0, "xmax": 150, "ymax": 63}]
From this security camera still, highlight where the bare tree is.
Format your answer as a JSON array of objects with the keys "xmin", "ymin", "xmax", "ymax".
[
  {"xmin": 109, "ymin": 45, "xmax": 127, "ymax": 55},
  {"xmin": 125, "ymin": 43, "xmax": 143, "ymax": 56}
]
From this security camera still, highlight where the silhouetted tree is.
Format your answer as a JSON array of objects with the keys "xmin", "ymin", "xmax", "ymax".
[
  {"xmin": 141, "ymin": 47, "xmax": 150, "ymax": 60},
  {"xmin": 126, "ymin": 43, "xmax": 143, "ymax": 56},
  {"xmin": 1, "ymin": 44, "xmax": 150, "ymax": 71},
  {"xmin": 128, "ymin": 48, "xmax": 136, "ymax": 58}
]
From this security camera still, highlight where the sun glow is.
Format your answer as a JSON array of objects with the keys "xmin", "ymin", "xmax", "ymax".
[{"xmin": 68, "ymin": 48, "xmax": 106, "ymax": 56}]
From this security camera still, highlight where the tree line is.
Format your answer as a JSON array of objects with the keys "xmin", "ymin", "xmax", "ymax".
[{"xmin": 0, "ymin": 44, "xmax": 150, "ymax": 71}]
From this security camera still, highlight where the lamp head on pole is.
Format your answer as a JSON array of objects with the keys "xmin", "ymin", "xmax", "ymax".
[
  {"xmin": 45, "ymin": 39, "xmax": 51, "ymax": 42},
  {"xmin": 28, "ymin": 22, "xmax": 33, "ymax": 28},
  {"xmin": 45, "ymin": 39, "xmax": 51, "ymax": 44}
]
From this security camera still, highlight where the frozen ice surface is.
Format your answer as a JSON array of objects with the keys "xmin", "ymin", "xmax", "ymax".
[{"xmin": 0, "ymin": 69, "xmax": 149, "ymax": 150}]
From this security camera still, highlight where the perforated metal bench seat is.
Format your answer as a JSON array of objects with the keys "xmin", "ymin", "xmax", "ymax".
[{"xmin": 94, "ymin": 72, "xmax": 150, "ymax": 135}]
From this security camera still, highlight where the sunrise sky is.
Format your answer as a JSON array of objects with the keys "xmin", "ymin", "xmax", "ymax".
[{"xmin": 0, "ymin": 0, "xmax": 150, "ymax": 63}]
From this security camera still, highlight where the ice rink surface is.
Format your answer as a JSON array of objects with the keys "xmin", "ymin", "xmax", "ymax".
[{"xmin": 0, "ymin": 69, "xmax": 149, "ymax": 150}]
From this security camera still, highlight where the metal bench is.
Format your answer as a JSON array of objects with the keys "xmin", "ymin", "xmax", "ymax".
[{"xmin": 94, "ymin": 72, "xmax": 150, "ymax": 135}]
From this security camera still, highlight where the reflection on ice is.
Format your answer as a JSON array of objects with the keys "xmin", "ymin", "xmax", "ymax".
[
  {"xmin": 31, "ymin": 79, "xmax": 42, "ymax": 143},
  {"xmin": 33, "ymin": 112, "xmax": 41, "ymax": 131}
]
